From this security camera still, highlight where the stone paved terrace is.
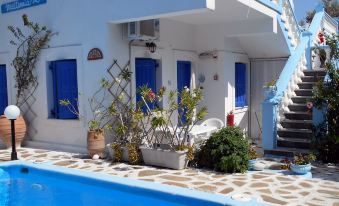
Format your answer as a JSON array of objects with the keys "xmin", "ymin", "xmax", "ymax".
[{"xmin": 0, "ymin": 148, "xmax": 338, "ymax": 206}]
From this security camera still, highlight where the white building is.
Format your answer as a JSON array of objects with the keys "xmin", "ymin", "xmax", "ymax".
[{"xmin": 0, "ymin": 0, "xmax": 337, "ymax": 154}]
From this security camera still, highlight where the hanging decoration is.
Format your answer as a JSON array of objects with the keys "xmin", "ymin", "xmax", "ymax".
[
  {"xmin": 146, "ymin": 42, "xmax": 157, "ymax": 53},
  {"xmin": 87, "ymin": 48, "xmax": 103, "ymax": 61}
]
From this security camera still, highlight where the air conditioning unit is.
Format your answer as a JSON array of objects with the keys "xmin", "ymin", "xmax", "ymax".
[{"xmin": 127, "ymin": 19, "xmax": 159, "ymax": 41}]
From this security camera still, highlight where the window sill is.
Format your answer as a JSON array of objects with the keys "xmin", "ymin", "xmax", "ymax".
[
  {"xmin": 234, "ymin": 106, "xmax": 248, "ymax": 114},
  {"xmin": 47, "ymin": 118, "xmax": 80, "ymax": 121}
]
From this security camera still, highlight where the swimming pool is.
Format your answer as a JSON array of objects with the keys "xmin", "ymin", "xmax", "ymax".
[{"xmin": 0, "ymin": 161, "xmax": 261, "ymax": 206}]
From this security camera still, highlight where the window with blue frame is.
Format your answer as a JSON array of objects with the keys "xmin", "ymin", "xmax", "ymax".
[
  {"xmin": 49, "ymin": 59, "xmax": 78, "ymax": 119},
  {"xmin": 0, "ymin": 65, "xmax": 8, "ymax": 115},
  {"xmin": 235, "ymin": 63, "xmax": 247, "ymax": 108}
]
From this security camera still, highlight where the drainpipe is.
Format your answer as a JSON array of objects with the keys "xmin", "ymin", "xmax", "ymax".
[{"xmin": 129, "ymin": 40, "xmax": 135, "ymax": 101}]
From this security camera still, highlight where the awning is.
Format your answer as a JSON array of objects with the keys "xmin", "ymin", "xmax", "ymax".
[{"xmin": 109, "ymin": 0, "xmax": 215, "ymax": 24}]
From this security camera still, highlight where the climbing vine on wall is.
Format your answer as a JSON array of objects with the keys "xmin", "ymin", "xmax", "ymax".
[{"xmin": 8, "ymin": 14, "xmax": 54, "ymax": 107}]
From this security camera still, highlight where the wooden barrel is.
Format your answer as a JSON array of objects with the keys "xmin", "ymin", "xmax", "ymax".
[
  {"xmin": 87, "ymin": 130, "xmax": 105, "ymax": 158},
  {"xmin": 0, "ymin": 115, "xmax": 27, "ymax": 148}
]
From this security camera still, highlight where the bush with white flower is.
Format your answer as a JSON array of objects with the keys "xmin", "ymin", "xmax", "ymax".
[{"xmin": 138, "ymin": 85, "xmax": 207, "ymax": 159}]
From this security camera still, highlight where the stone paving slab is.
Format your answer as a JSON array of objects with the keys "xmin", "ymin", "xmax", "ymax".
[{"xmin": 0, "ymin": 148, "xmax": 339, "ymax": 206}]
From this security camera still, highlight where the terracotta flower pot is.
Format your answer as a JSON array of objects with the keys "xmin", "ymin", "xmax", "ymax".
[
  {"xmin": 0, "ymin": 115, "xmax": 27, "ymax": 148},
  {"xmin": 87, "ymin": 130, "xmax": 105, "ymax": 158}
]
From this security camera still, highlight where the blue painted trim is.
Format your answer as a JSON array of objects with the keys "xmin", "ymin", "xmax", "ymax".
[
  {"xmin": 0, "ymin": 161, "xmax": 265, "ymax": 206},
  {"xmin": 255, "ymin": 0, "xmax": 282, "ymax": 14},
  {"xmin": 1, "ymin": 0, "xmax": 47, "ymax": 14},
  {"xmin": 262, "ymin": 101, "xmax": 278, "ymax": 150},
  {"xmin": 274, "ymin": 10, "xmax": 325, "ymax": 102}
]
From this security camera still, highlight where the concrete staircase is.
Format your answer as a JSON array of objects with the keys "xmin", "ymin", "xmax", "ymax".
[{"xmin": 266, "ymin": 69, "xmax": 326, "ymax": 157}]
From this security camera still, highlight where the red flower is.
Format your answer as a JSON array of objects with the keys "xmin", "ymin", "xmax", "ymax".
[
  {"xmin": 318, "ymin": 32, "xmax": 325, "ymax": 44},
  {"xmin": 148, "ymin": 91, "xmax": 156, "ymax": 100},
  {"xmin": 306, "ymin": 102, "xmax": 313, "ymax": 110}
]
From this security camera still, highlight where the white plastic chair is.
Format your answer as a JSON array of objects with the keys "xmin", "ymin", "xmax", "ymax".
[
  {"xmin": 187, "ymin": 118, "xmax": 224, "ymax": 147},
  {"xmin": 201, "ymin": 118, "xmax": 224, "ymax": 129}
]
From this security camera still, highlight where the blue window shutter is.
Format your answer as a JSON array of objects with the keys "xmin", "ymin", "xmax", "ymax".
[
  {"xmin": 177, "ymin": 61, "xmax": 191, "ymax": 124},
  {"xmin": 177, "ymin": 61, "xmax": 191, "ymax": 91},
  {"xmin": 135, "ymin": 58, "xmax": 156, "ymax": 112},
  {"xmin": 0, "ymin": 65, "xmax": 8, "ymax": 115},
  {"xmin": 235, "ymin": 63, "xmax": 247, "ymax": 107},
  {"xmin": 52, "ymin": 60, "xmax": 78, "ymax": 119}
]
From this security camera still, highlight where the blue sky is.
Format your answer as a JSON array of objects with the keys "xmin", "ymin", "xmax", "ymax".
[{"xmin": 294, "ymin": 0, "xmax": 319, "ymax": 21}]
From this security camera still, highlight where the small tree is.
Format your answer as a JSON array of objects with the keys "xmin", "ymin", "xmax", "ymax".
[
  {"xmin": 312, "ymin": 34, "xmax": 339, "ymax": 163},
  {"xmin": 304, "ymin": 0, "xmax": 339, "ymax": 24},
  {"xmin": 60, "ymin": 79, "xmax": 113, "ymax": 133}
]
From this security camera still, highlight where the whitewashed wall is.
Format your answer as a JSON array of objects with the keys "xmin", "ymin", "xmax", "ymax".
[
  {"xmin": 0, "ymin": 0, "xmax": 282, "ymax": 151},
  {"xmin": 249, "ymin": 59, "xmax": 287, "ymax": 142}
]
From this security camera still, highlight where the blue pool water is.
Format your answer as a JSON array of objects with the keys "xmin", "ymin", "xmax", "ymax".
[{"xmin": 0, "ymin": 162, "xmax": 261, "ymax": 206}]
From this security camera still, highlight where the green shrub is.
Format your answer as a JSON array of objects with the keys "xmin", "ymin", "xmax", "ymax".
[
  {"xmin": 312, "ymin": 34, "xmax": 339, "ymax": 163},
  {"xmin": 196, "ymin": 126, "xmax": 249, "ymax": 173}
]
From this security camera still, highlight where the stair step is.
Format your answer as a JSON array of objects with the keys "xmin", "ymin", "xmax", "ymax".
[
  {"xmin": 301, "ymin": 76, "xmax": 324, "ymax": 83},
  {"xmin": 303, "ymin": 70, "xmax": 327, "ymax": 77},
  {"xmin": 295, "ymin": 89, "xmax": 313, "ymax": 97},
  {"xmin": 277, "ymin": 137, "xmax": 311, "ymax": 149},
  {"xmin": 288, "ymin": 103, "xmax": 308, "ymax": 112},
  {"xmin": 298, "ymin": 82, "xmax": 315, "ymax": 89},
  {"xmin": 284, "ymin": 111, "xmax": 312, "ymax": 120},
  {"xmin": 277, "ymin": 128, "xmax": 312, "ymax": 138},
  {"xmin": 281, "ymin": 119, "xmax": 313, "ymax": 129},
  {"xmin": 264, "ymin": 147, "xmax": 311, "ymax": 157},
  {"xmin": 291, "ymin": 96, "xmax": 310, "ymax": 104}
]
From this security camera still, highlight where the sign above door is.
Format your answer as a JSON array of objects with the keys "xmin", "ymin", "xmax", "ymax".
[{"xmin": 1, "ymin": 0, "xmax": 47, "ymax": 14}]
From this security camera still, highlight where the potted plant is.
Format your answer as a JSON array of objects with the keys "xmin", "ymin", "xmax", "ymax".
[
  {"xmin": 138, "ymin": 86, "xmax": 207, "ymax": 170},
  {"xmin": 248, "ymin": 146, "xmax": 259, "ymax": 170},
  {"xmin": 290, "ymin": 153, "xmax": 316, "ymax": 175},
  {"xmin": 0, "ymin": 15, "xmax": 54, "ymax": 148},
  {"xmin": 101, "ymin": 68, "xmax": 144, "ymax": 164},
  {"xmin": 60, "ymin": 79, "xmax": 112, "ymax": 158},
  {"xmin": 263, "ymin": 79, "xmax": 277, "ymax": 100}
]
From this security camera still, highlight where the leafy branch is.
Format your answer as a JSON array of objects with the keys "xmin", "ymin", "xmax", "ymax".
[{"xmin": 8, "ymin": 14, "xmax": 55, "ymax": 107}]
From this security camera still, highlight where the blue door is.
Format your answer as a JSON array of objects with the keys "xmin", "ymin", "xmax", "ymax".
[
  {"xmin": 0, "ymin": 65, "xmax": 8, "ymax": 115},
  {"xmin": 135, "ymin": 58, "xmax": 156, "ymax": 112},
  {"xmin": 50, "ymin": 60, "xmax": 78, "ymax": 119},
  {"xmin": 235, "ymin": 63, "xmax": 247, "ymax": 107},
  {"xmin": 177, "ymin": 61, "xmax": 191, "ymax": 124}
]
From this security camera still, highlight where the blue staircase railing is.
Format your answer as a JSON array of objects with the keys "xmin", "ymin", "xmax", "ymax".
[{"xmin": 262, "ymin": 5, "xmax": 326, "ymax": 151}]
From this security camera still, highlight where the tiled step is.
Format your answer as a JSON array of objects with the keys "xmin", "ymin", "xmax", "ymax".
[
  {"xmin": 264, "ymin": 147, "xmax": 311, "ymax": 157},
  {"xmin": 301, "ymin": 76, "xmax": 324, "ymax": 83},
  {"xmin": 277, "ymin": 128, "xmax": 313, "ymax": 139},
  {"xmin": 295, "ymin": 89, "xmax": 313, "ymax": 96},
  {"xmin": 284, "ymin": 111, "xmax": 312, "ymax": 120},
  {"xmin": 280, "ymin": 119, "xmax": 313, "ymax": 129},
  {"xmin": 303, "ymin": 70, "xmax": 326, "ymax": 77},
  {"xmin": 298, "ymin": 82, "xmax": 315, "ymax": 90},
  {"xmin": 277, "ymin": 137, "xmax": 311, "ymax": 149},
  {"xmin": 291, "ymin": 96, "xmax": 309, "ymax": 104}
]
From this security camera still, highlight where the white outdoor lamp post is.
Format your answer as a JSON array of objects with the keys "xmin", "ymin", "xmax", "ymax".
[{"xmin": 4, "ymin": 105, "xmax": 20, "ymax": 160}]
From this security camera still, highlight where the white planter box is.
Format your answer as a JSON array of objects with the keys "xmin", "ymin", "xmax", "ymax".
[
  {"xmin": 105, "ymin": 144, "xmax": 129, "ymax": 162},
  {"xmin": 140, "ymin": 146, "xmax": 188, "ymax": 170}
]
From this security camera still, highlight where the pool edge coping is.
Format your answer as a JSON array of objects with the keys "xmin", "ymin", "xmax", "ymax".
[{"xmin": 0, "ymin": 161, "xmax": 265, "ymax": 206}]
